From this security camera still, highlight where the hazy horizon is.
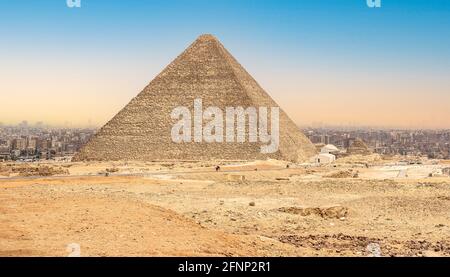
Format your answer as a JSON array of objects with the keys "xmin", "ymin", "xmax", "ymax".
[
  {"xmin": 1, "ymin": 0, "xmax": 450, "ymax": 129},
  {"xmin": 2, "ymin": 120, "xmax": 450, "ymax": 132}
]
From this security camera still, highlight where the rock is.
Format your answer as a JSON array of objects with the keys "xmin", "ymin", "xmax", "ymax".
[
  {"xmin": 249, "ymin": 202, "xmax": 255, "ymax": 207},
  {"xmin": 277, "ymin": 205, "xmax": 348, "ymax": 219},
  {"xmin": 321, "ymin": 206, "xmax": 348, "ymax": 219},
  {"xmin": 366, "ymin": 243, "xmax": 382, "ymax": 257},
  {"xmin": 325, "ymin": 170, "xmax": 354, "ymax": 178}
]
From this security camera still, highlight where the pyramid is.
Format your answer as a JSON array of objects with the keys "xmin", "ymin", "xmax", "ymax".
[
  {"xmin": 347, "ymin": 138, "xmax": 372, "ymax": 155},
  {"xmin": 73, "ymin": 34, "xmax": 316, "ymax": 162}
]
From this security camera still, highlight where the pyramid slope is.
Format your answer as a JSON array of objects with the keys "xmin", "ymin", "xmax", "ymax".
[
  {"xmin": 347, "ymin": 138, "xmax": 372, "ymax": 155},
  {"xmin": 73, "ymin": 34, "xmax": 316, "ymax": 162}
]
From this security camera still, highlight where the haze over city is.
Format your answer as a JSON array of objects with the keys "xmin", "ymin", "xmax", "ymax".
[{"xmin": 1, "ymin": 0, "xmax": 450, "ymax": 129}]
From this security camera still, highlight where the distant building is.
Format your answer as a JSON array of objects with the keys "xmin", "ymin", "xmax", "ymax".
[
  {"xmin": 0, "ymin": 138, "xmax": 10, "ymax": 153},
  {"xmin": 12, "ymin": 138, "xmax": 27, "ymax": 151},
  {"xmin": 320, "ymin": 144, "xmax": 340, "ymax": 154},
  {"xmin": 310, "ymin": 153, "xmax": 336, "ymax": 164},
  {"xmin": 443, "ymin": 168, "xmax": 450, "ymax": 176},
  {"xmin": 11, "ymin": 149, "xmax": 21, "ymax": 158},
  {"xmin": 39, "ymin": 139, "xmax": 50, "ymax": 150},
  {"xmin": 27, "ymin": 137, "xmax": 38, "ymax": 154},
  {"xmin": 0, "ymin": 139, "xmax": 10, "ymax": 148},
  {"xmin": 0, "ymin": 152, "xmax": 10, "ymax": 161}
]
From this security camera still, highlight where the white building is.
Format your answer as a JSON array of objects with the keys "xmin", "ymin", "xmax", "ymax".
[
  {"xmin": 321, "ymin": 144, "xmax": 339, "ymax": 154},
  {"xmin": 310, "ymin": 153, "xmax": 336, "ymax": 164}
]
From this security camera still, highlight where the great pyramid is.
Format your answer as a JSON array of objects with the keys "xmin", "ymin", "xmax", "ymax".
[{"xmin": 73, "ymin": 34, "xmax": 316, "ymax": 162}]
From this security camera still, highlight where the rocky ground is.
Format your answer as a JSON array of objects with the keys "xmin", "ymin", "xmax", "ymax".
[{"xmin": 0, "ymin": 159, "xmax": 449, "ymax": 257}]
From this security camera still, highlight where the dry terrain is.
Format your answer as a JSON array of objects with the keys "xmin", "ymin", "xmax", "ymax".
[{"xmin": 1, "ymin": 159, "xmax": 449, "ymax": 257}]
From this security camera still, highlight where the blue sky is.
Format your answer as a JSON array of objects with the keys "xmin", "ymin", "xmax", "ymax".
[{"xmin": 1, "ymin": 0, "xmax": 450, "ymax": 128}]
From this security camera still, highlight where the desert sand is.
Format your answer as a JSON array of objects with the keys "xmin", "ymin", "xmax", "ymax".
[{"xmin": 0, "ymin": 158, "xmax": 449, "ymax": 257}]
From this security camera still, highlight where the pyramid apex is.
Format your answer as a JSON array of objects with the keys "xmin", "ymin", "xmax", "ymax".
[{"xmin": 196, "ymin": 34, "xmax": 218, "ymax": 41}]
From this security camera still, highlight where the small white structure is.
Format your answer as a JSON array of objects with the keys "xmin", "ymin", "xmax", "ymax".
[
  {"xmin": 310, "ymin": 153, "xmax": 336, "ymax": 164},
  {"xmin": 321, "ymin": 144, "xmax": 339, "ymax": 154}
]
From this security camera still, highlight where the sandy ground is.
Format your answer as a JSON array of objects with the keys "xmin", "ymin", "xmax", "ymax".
[{"xmin": 0, "ymin": 159, "xmax": 449, "ymax": 257}]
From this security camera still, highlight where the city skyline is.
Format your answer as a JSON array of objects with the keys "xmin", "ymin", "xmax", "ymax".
[
  {"xmin": 1, "ymin": 0, "xmax": 450, "ymax": 128},
  {"xmin": 2, "ymin": 123, "xmax": 449, "ymax": 161}
]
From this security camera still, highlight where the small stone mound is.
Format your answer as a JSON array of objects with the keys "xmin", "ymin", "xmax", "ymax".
[
  {"xmin": 106, "ymin": 167, "xmax": 119, "ymax": 173},
  {"xmin": 1, "ymin": 164, "xmax": 70, "ymax": 177},
  {"xmin": 277, "ymin": 205, "xmax": 348, "ymax": 219},
  {"xmin": 325, "ymin": 169, "xmax": 358, "ymax": 178}
]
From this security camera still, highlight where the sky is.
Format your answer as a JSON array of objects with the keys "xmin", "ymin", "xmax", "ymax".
[{"xmin": 1, "ymin": 0, "xmax": 450, "ymax": 129}]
